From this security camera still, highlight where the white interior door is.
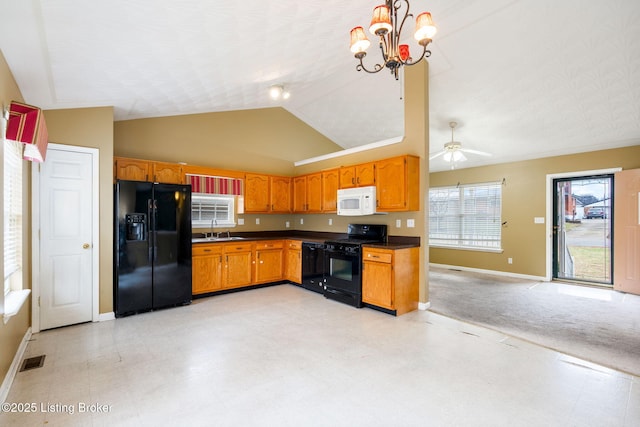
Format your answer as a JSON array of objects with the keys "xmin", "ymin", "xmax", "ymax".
[{"xmin": 38, "ymin": 146, "xmax": 94, "ymax": 330}]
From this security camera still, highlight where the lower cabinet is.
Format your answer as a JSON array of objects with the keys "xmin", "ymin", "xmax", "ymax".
[
  {"xmin": 192, "ymin": 244, "xmax": 223, "ymax": 295},
  {"xmin": 254, "ymin": 240, "xmax": 284, "ymax": 284},
  {"xmin": 284, "ymin": 240, "xmax": 302, "ymax": 284},
  {"xmin": 224, "ymin": 243, "xmax": 254, "ymax": 288},
  {"xmin": 362, "ymin": 246, "xmax": 419, "ymax": 315},
  {"xmin": 193, "ymin": 240, "xmax": 288, "ymax": 294}
]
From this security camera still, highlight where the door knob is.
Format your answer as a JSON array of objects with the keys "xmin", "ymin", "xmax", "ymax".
[{"xmin": 82, "ymin": 243, "xmax": 90, "ymax": 249}]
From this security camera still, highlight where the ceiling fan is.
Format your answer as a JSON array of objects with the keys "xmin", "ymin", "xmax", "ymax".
[{"xmin": 429, "ymin": 121, "xmax": 491, "ymax": 168}]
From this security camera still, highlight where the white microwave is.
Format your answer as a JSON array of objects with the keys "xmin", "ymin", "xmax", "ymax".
[{"xmin": 337, "ymin": 186, "xmax": 376, "ymax": 216}]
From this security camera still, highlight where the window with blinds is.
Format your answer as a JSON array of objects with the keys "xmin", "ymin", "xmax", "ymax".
[
  {"xmin": 429, "ymin": 182, "xmax": 502, "ymax": 250},
  {"xmin": 4, "ymin": 139, "xmax": 23, "ymax": 295},
  {"xmin": 192, "ymin": 194, "xmax": 236, "ymax": 228}
]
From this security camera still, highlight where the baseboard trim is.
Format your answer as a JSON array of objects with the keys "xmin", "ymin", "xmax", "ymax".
[
  {"xmin": 429, "ymin": 263, "xmax": 546, "ymax": 282},
  {"xmin": 418, "ymin": 302, "xmax": 431, "ymax": 311},
  {"xmin": 98, "ymin": 312, "xmax": 115, "ymax": 322},
  {"xmin": 0, "ymin": 327, "xmax": 32, "ymax": 404}
]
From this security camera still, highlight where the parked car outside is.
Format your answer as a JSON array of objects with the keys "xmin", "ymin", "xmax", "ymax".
[{"xmin": 585, "ymin": 207, "xmax": 606, "ymax": 219}]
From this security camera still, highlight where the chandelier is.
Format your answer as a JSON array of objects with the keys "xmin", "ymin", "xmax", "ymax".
[{"xmin": 350, "ymin": 1, "xmax": 437, "ymax": 80}]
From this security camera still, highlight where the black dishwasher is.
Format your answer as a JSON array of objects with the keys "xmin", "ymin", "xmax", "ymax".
[{"xmin": 301, "ymin": 242, "xmax": 326, "ymax": 294}]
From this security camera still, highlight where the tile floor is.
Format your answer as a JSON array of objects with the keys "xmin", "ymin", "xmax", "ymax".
[{"xmin": 1, "ymin": 284, "xmax": 639, "ymax": 426}]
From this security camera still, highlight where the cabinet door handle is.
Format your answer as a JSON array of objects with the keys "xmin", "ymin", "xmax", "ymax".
[
  {"xmin": 204, "ymin": 249, "xmax": 211, "ymax": 252},
  {"xmin": 352, "ymin": 177, "xmax": 355, "ymax": 185}
]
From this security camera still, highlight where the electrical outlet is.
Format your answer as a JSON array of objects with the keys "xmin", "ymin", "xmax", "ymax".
[
  {"xmin": 255, "ymin": 218, "xmax": 260, "ymax": 225},
  {"xmin": 238, "ymin": 218, "xmax": 244, "ymax": 225},
  {"xmin": 508, "ymin": 257, "xmax": 513, "ymax": 264},
  {"xmin": 407, "ymin": 219, "xmax": 415, "ymax": 228},
  {"xmin": 300, "ymin": 218, "xmax": 304, "ymax": 225},
  {"xmin": 285, "ymin": 221, "xmax": 290, "ymax": 228},
  {"xmin": 329, "ymin": 218, "xmax": 333, "ymax": 226},
  {"xmin": 396, "ymin": 219, "xmax": 402, "ymax": 228}
]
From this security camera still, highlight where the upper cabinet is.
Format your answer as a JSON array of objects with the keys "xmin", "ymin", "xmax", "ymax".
[
  {"xmin": 115, "ymin": 157, "xmax": 183, "ymax": 184},
  {"xmin": 115, "ymin": 157, "xmax": 150, "ymax": 182},
  {"xmin": 270, "ymin": 176, "xmax": 292, "ymax": 213},
  {"xmin": 245, "ymin": 173, "xmax": 291, "ymax": 213},
  {"xmin": 339, "ymin": 162, "xmax": 375, "ymax": 189},
  {"xmin": 375, "ymin": 155, "xmax": 419, "ymax": 212},
  {"xmin": 321, "ymin": 169, "xmax": 339, "ymax": 212},
  {"xmin": 244, "ymin": 173, "xmax": 271, "ymax": 213},
  {"xmin": 152, "ymin": 161, "xmax": 183, "ymax": 184},
  {"xmin": 293, "ymin": 172, "xmax": 323, "ymax": 213}
]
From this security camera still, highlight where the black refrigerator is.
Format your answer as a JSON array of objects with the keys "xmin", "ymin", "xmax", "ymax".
[{"xmin": 114, "ymin": 180, "xmax": 192, "ymax": 317}]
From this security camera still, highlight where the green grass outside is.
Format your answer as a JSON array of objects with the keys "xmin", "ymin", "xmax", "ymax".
[{"xmin": 568, "ymin": 246, "xmax": 611, "ymax": 282}]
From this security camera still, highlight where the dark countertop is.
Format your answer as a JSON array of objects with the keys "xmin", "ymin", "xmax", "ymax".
[{"xmin": 192, "ymin": 230, "xmax": 420, "ymax": 248}]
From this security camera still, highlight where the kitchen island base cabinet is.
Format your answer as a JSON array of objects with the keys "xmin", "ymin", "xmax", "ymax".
[{"xmin": 362, "ymin": 247, "xmax": 419, "ymax": 316}]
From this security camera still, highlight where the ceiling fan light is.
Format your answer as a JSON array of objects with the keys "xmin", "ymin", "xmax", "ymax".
[
  {"xmin": 414, "ymin": 12, "xmax": 437, "ymax": 43},
  {"xmin": 453, "ymin": 150, "xmax": 467, "ymax": 162},
  {"xmin": 350, "ymin": 26, "xmax": 371, "ymax": 54},
  {"xmin": 443, "ymin": 151, "xmax": 453, "ymax": 163},
  {"xmin": 369, "ymin": 5, "xmax": 392, "ymax": 36}
]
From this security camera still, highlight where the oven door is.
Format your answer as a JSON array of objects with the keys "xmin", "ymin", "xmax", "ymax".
[{"xmin": 323, "ymin": 248, "xmax": 362, "ymax": 307}]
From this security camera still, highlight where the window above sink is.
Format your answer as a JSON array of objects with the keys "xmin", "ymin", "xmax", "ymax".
[{"xmin": 192, "ymin": 193, "xmax": 237, "ymax": 229}]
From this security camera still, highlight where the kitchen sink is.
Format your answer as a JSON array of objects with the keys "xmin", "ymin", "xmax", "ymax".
[{"xmin": 192, "ymin": 236, "xmax": 246, "ymax": 243}]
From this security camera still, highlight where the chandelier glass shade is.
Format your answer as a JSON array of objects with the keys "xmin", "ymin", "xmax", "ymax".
[{"xmin": 350, "ymin": 0, "xmax": 436, "ymax": 79}]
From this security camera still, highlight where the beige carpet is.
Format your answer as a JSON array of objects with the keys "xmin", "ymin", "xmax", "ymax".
[{"xmin": 428, "ymin": 266, "xmax": 640, "ymax": 376}]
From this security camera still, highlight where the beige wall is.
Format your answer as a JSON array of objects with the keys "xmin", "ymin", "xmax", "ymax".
[
  {"xmin": 43, "ymin": 107, "xmax": 114, "ymax": 313},
  {"xmin": 114, "ymin": 107, "xmax": 342, "ymax": 176},
  {"xmin": 0, "ymin": 50, "xmax": 31, "ymax": 389},
  {"xmin": 429, "ymin": 145, "xmax": 640, "ymax": 277}
]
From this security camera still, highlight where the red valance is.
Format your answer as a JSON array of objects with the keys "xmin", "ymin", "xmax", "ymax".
[
  {"xmin": 187, "ymin": 174, "xmax": 243, "ymax": 195},
  {"xmin": 6, "ymin": 101, "xmax": 49, "ymax": 162}
]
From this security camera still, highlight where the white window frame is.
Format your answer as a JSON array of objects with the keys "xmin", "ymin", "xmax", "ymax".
[
  {"xmin": 2, "ymin": 137, "xmax": 30, "ymax": 321},
  {"xmin": 429, "ymin": 181, "xmax": 503, "ymax": 252},
  {"xmin": 192, "ymin": 193, "xmax": 237, "ymax": 228}
]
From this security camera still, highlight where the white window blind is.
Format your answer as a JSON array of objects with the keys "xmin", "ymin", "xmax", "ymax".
[
  {"xmin": 192, "ymin": 193, "xmax": 236, "ymax": 228},
  {"xmin": 4, "ymin": 139, "xmax": 23, "ymax": 295},
  {"xmin": 429, "ymin": 182, "xmax": 502, "ymax": 250}
]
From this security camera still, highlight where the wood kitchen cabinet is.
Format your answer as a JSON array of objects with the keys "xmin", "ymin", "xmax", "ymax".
[
  {"xmin": 244, "ymin": 173, "xmax": 271, "ymax": 213},
  {"xmin": 284, "ymin": 240, "xmax": 302, "ymax": 284},
  {"xmin": 115, "ymin": 157, "xmax": 150, "ymax": 182},
  {"xmin": 151, "ymin": 161, "xmax": 183, "ymax": 184},
  {"xmin": 321, "ymin": 169, "xmax": 339, "ymax": 212},
  {"xmin": 362, "ymin": 246, "xmax": 419, "ymax": 315},
  {"xmin": 375, "ymin": 155, "xmax": 420, "ymax": 212},
  {"xmin": 223, "ymin": 242, "xmax": 254, "ymax": 288},
  {"xmin": 270, "ymin": 176, "xmax": 291, "ymax": 213},
  {"xmin": 254, "ymin": 240, "xmax": 284, "ymax": 284},
  {"xmin": 245, "ymin": 173, "xmax": 291, "ymax": 213},
  {"xmin": 115, "ymin": 157, "xmax": 184, "ymax": 184},
  {"xmin": 339, "ymin": 162, "xmax": 375, "ymax": 189},
  {"xmin": 192, "ymin": 244, "xmax": 223, "ymax": 295},
  {"xmin": 293, "ymin": 173, "xmax": 322, "ymax": 213}
]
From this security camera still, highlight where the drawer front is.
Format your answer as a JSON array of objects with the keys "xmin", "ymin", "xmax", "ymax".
[
  {"xmin": 255, "ymin": 240, "xmax": 284, "ymax": 250},
  {"xmin": 363, "ymin": 249, "xmax": 393, "ymax": 264},
  {"xmin": 286, "ymin": 240, "xmax": 302, "ymax": 250},
  {"xmin": 192, "ymin": 244, "xmax": 223, "ymax": 256},
  {"xmin": 224, "ymin": 242, "xmax": 254, "ymax": 252}
]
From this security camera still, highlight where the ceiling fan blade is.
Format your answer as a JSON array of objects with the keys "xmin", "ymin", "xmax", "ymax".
[
  {"xmin": 460, "ymin": 148, "xmax": 492, "ymax": 157},
  {"xmin": 429, "ymin": 150, "xmax": 446, "ymax": 160}
]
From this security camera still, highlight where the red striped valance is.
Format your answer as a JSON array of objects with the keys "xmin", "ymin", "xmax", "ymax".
[{"xmin": 187, "ymin": 174, "xmax": 243, "ymax": 195}]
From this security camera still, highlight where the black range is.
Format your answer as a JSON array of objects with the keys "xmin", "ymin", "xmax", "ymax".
[{"xmin": 323, "ymin": 224, "xmax": 388, "ymax": 308}]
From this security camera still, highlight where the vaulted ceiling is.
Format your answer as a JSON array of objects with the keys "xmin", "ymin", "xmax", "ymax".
[{"xmin": 1, "ymin": 0, "xmax": 639, "ymax": 171}]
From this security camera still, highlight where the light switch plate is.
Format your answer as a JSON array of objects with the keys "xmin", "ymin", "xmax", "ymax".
[
  {"xmin": 329, "ymin": 218, "xmax": 333, "ymax": 226},
  {"xmin": 285, "ymin": 221, "xmax": 290, "ymax": 228},
  {"xmin": 238, "ymin": 218, "xmax": 244, "ymax": 225},
  {"xmin": 534, "ymin": 217, "xmax": 545, "ymax": 224},
  {"xmin": 407, "ymin": 219, "xmax": 415, "ymax": 228},
  {"xmin": 396, "ymin": 219, "xmax": 402, "ymax": 228},
  {"xmin": 255, "ymin": 218, "xmax": 260, "ymax": 225},
  {"xmin": 300, "ymin": 218, "xmax": 304, "ymax": 225}
]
